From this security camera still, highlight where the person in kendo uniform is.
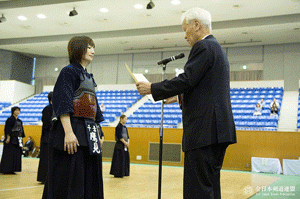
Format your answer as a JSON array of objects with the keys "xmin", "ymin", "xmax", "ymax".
[
  {"xmin": 37, "ymin": 92, "xmax": 53, "ymax": 183},
  {"xmin": 42, "ymin": 36, "xmax": 105, "ymax": 199},
  {"xmin": 110, "ymin": 115, "xmax": 130, "ymax": 178},
  {"xmin": 0, "ymin": 106, "xmax": 25, "ymax": 174}
]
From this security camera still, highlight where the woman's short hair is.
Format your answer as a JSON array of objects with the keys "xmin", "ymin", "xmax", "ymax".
[
  {"xmin": 181, "ymin": 7, "xmax": 212, "ymax": 31},
  {"xmin": 68, "ymin": 36, "xmax": 95, "ymax": 64},
  {"xmin": 120, "ymin": 114, "xmax": 127, "ymax": 120},
  {"xmin": 48, "ymin": 92, "xmax": 53, "ymax": 103},
  {"xmin": 11, "ymin": 106, "xmax": 20, "ymax": 114}
]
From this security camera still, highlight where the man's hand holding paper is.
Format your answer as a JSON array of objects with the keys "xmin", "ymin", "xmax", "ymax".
[{"xmin": 136, "ymin": 81, "xmax": 151, "ymax": 95}]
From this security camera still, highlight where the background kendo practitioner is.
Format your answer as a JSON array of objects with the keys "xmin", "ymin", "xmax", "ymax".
[
  {"xmin": 110, "ymin": 114, "xmax": 130, "ymax": 178},
  {"xmin": 42, "ymin": 36, "xmax": 105, "ymax": 199},
  {"xmin": 37, "ymin": 91, "xmax": 54, "ymax": 183},
  {"xmin": 0, "ymin": 106, "xmax": 25, "ymax": 174}
]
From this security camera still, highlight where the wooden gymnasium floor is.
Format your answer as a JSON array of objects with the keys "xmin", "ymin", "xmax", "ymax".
[{"xmin": 0, "ymin": 158, "xmax": 299, "ymax": 199}]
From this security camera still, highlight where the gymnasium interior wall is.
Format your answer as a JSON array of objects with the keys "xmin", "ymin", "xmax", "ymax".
[
  {"xmin": 30, "ymin": 42, "xmax": 300, "ymax": 92},
  {"xmin": 0, "ymin": 49, "xmax": 33, "ymax": 84},
  {"xmin": 1, "ymin": 42, "xmax": 300, "ymax": 171},
  {"xmin": 0, "ymin": 125, "xmax": 299, "ymax": 171},
  {"xmin": 0, "ymin": 80, "xmax": 35, "ymax": 104}
]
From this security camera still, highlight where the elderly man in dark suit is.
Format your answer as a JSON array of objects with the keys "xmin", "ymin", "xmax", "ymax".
[{"xmin": 136, "ymin": 7, "xmax": 237, "ymax": 199}]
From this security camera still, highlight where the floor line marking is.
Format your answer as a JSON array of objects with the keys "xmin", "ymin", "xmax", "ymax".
[{"xmin": 0, "ymin": 185, "xmax": 44, "ymax": 191}]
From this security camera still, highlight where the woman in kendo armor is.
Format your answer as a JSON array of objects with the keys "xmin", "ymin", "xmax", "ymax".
[
  {"xmin": 37, "ymin": 92, "xmax": 53, "ymax": 183},
  {"xmin": 0, "ymin": 106, "xmax": 25, "ymax": 174},
  {"xmin": 110, "ymin": 115, "xmax": 130, "ymax": 178},
  {"xmin": 42, "ymin": 36, "xmax": 105, "ymax": 199}
]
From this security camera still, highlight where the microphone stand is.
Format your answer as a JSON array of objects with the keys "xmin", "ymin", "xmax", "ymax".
[{"xmin": 158, "ymin": 63, "xmax": 167, "ymax": 199}]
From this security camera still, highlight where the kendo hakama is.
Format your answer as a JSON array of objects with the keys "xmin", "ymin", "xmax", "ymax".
[
  {"xmin": 110, "ymin": 123, "xmax": 130, "ymax": 177},
  {"xmin": 0, "ymin": 114, "xmax": 25, "ymax": 174},
  {"xmin": 42, "ymin": 62, "xmax": 104, "ymax": 199},
  {"xmin": 37, "ymin": 104, "xmax": 53, "ymax": 183}
]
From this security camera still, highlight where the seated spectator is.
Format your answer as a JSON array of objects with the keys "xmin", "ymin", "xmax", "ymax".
[
  {"xmin": 100, "ymin": 103, "xmax": 106, "ymax": 112},
  {"xmin": 257, "ymin": 98, "xmax": 265, "ymax": 109},
  {"xmin": 253, "ymin": 103, "xmax": 262, "ymax": 116},
  {"xmin": 270, "ymin": 98, "xmax": 279, "ymax": 109},
  {"xmin": 270, "ymin": 103, "xmax": 279, "ymax": 116},
  {"xmin": 22, "ymin": 136, "xmax": 35, "ymax": 157},
  {"xmin": 0, "ymin": 135, "xmax": 4, "ymax": 142}
]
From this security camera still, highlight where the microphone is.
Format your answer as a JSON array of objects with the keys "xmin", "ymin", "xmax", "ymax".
[{"xmin": 157, "ymin": 53, "xmax": 185, "ymax": 65}]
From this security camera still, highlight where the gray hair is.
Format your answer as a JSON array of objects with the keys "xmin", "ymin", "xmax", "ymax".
[{"xmin": 181, "ymin": 7, "xmax": 212, "ymax": 31}]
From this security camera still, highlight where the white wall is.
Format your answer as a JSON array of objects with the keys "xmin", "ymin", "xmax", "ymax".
[
  {"xmin": 43, "ymin": 84, "xmax": 137, "ymax": 92},
  {"xmin": 45, "ymin": 81, "xmax": 285, "ymax": 92},
  {"xmin": 0, "ymin": 80, "xmax": 35, "ymax": 104},
  {"xmin": 133, "ymin": 51, "xmax": 189, "ymax": 74},
  {"xmin": 263, "ymin": 44, "xmax": 284, "ymax": 81},
  {"xmin": 91, "ymin": 55, "xmax": 119, "ymax": 84},
  {"xmin": 34, "ymin": 43, "xmax": 300, "ymax": 91},
  {"xmin": 228, "ymin": 46, "xmax": 263, "ymax": 63},
  {"xmin": 0, "ymin": 49, "xmax": 13, "ymax": 80},
  {"xmin": 35, "ymin": 57, "xmax": 69, "ymax": 78},
  {"xmin": 117, "ymin": 54, "xmax": 134, "ymax": 84},
  {"xmin": 263, "ymin": 43, "xmax": 300, "ymax": 91},
  {"xmin": 43, "ymin": 85, "xmax": 54, "ymax": 92},
  {"xmin": 283, "ymin": 43, "xmax": 300, "ymax": 91},
  {"xmin": 97, "ymin": 84, "xmax": 137, "ymax": 91}
]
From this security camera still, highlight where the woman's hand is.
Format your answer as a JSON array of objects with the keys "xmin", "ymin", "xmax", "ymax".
[
  {"xmin": 5, "ymin": 138, "xmax": 10, "ymax": 144},
  {"xmin": 64, "ymin": 132, "xmax": 79, "ymax": 154},
  {"xmin": 100, "ymin": 137, "xmax": 104, "ymax": 147},
  {"xmin": 60, "ymin": 114, "xmax": 79, "ymax": 154}
]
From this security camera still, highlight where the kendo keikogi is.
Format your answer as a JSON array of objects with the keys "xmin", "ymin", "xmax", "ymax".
[
  {"xmin": 43, "ymin": 63, "xmax": 104, "ymax": 199},
  {"xmin": 72, "ymin": 71, "xmax": 103, "ymax": 155},
  {"xmin": 49, "ymin": 69, "xmax": 104, "ymax": 154},
  {"xmin": 0, "ymin": 107, "xmax": 25, "ymax": 174}
]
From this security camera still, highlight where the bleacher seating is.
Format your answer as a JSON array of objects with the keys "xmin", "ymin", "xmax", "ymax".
[
  {"xmin": 231, "ymin": 87, "xmax": 283, "ymax": 130},
  {"xmin": 127, "ymin": 100, "xmax": 182, "ymax": 128},
  {"xmin": 0, "ymin": 90, "xmax": 141, "ymax": 125},
  {"xmin": 126, "ymin": 87, "xmax": 283, "ymax": 130},
  {"xmin": 0, "ymin": 87, "xmax": 284, "ymax": 130},
  {"xmin": 0, "ymin": 102, "xmax": 11, "ymax": 111},
  {"xmin": 97, "ymin": 90, "xmax": 142, "ymax": 124}
]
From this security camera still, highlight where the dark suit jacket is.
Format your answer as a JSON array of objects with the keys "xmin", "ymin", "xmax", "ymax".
[
  {"xmin": 24, "ymin": 140, "xmax": 34, "ymax": 151},
  {"xmin": 151, "ymin": 35, "xmax": 236, "ymax": 152}
]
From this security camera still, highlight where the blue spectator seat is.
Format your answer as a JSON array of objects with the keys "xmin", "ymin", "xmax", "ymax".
[
  {"xmin": 97, "ymin": 90, "xmax": 142, "ymax": 124},
  {"xmin": 297, "ymin": 89, "xmax": 300, "ymax": 128},
  {"xmin": 127, "ymin": 100, "xmax": 182, "ymax": 128},
  {"xmin": 231, "ymin": 87, "xmax": 283, "ymax": 130},
  {"xmin": 0, "ymin": 90, "xmax": 142, "ymax": 125},
  {"xmin": 0, "ymin": 102, "xmax": 11, "ymax": 111}
]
